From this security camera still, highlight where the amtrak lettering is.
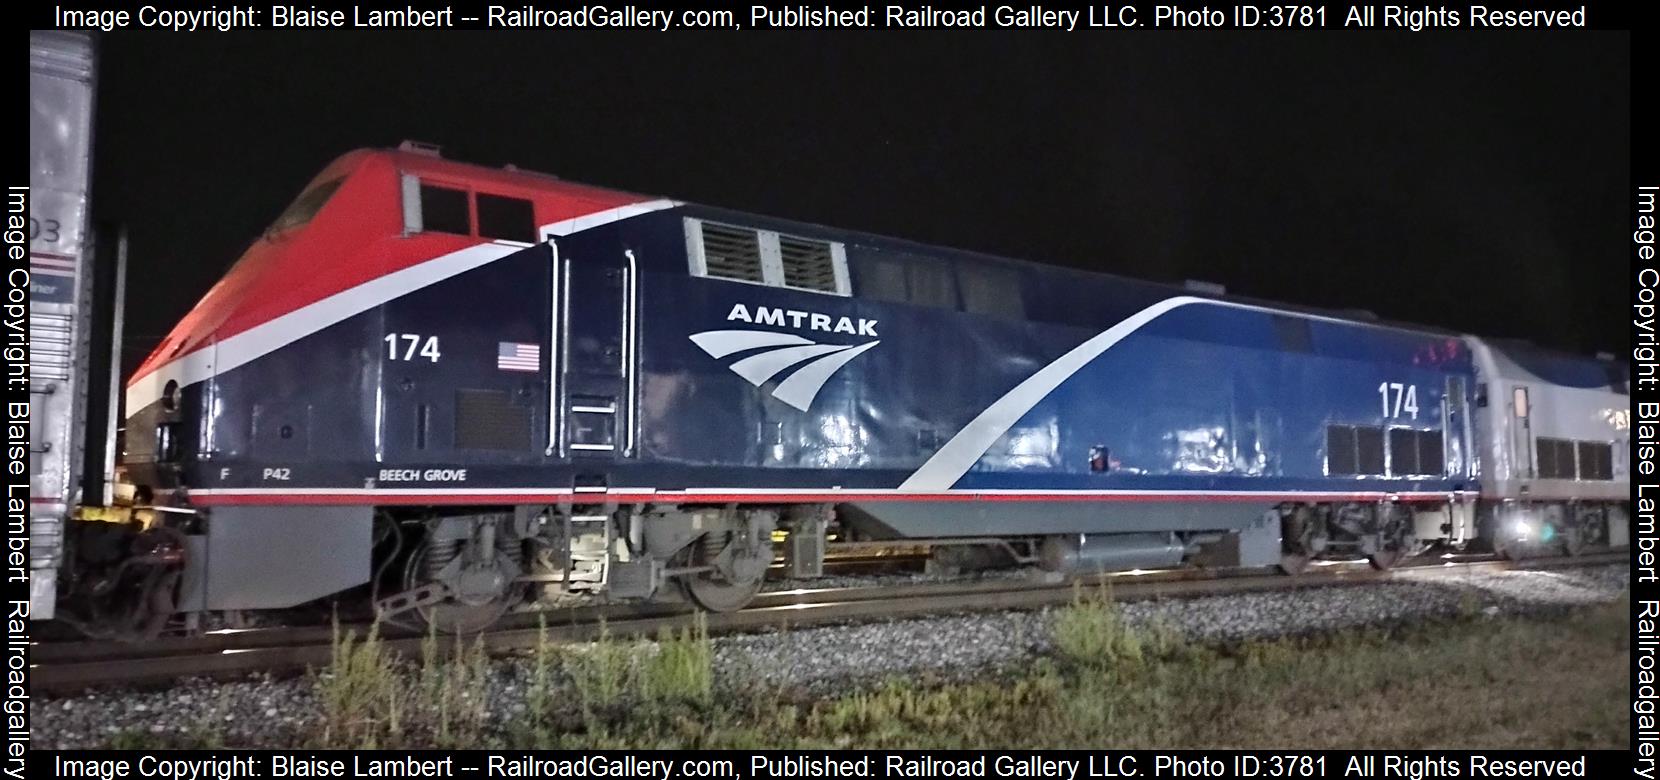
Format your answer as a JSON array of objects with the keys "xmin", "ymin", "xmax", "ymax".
[{"xmin": 725, "ymin": 303, "xmax": 878, "ymax": 336}]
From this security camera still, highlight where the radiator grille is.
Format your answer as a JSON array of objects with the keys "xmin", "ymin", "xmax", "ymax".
[
  {"xmin": 778, "ymin": 235, "xmax": 837, "ymax": 292},
  {"xmin": 699, "ymin": 222, "xmax": 764, "ymax": 283}
]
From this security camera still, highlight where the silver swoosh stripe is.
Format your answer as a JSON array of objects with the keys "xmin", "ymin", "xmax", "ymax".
[
  {"xmin": 772, "ymin": 341, "xmax": 881, "ymax": 411},
  {"xmin": 728, "ymin": 343, "xmax": 851, "ymax": 386},
  {"xmin": 689, "ymin": 329, "xmax": 814, "ymax": 359},
  {"xmin": 126, "ymin": 242, "xmax": 521, "ymax": 414},
  {"xmin": 899, "ymin": 296, "xmax": 1203, "ymax": 491}
]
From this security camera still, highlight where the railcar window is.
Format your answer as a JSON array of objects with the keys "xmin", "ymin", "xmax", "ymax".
[
  {"xmin": 1535, "ymin": 437, "xmax": 1558, "ymax": 479},
  {"xmin": 778, "ymin": 235, "xmax": 839, "ymax": 292},
  {"xmin": 1536, "ymin": 437, "xmax": 1576, "ymax": 480},
  {"xmin": 420, "ymin": 185, "xmax": 471, "ymax": 236},
  {"xmin": 960, "ymin": 264, "xmax": 1025, "ymax": 320},
  {"xmin": 1577, "ymin": 441, "xmax": 1613, "ymax": 480},
  {"xmin": 477, "ymin": 193, "xmax": 536, "ymax": 243},
  {"xmin": 270, "ymin": 178, "xmax": 343, "ymax": 233}
]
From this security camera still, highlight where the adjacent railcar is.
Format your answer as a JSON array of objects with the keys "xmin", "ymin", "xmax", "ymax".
[
  {"xmin": 28, "ymin": 32, "xmax": 99, "ymax": 621},
  {"xmin": 1468, "ymin": 338, "xmax": 1629, "ymax": 555},
  {"xmin": 85, "ymin": 144, "xmax": 1624, "ymax": 632}
]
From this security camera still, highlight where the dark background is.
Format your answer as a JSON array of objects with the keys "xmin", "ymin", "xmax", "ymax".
[{"xmin": 89, "ymin": 31, "xmax": 1630, "ymax": 375}]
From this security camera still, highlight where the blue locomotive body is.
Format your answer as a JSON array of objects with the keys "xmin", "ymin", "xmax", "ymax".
[
  {"xmin": 135, "ymin": 205, "xmax": 1477, "ymax": 509},
  {"xmin": 99, "ymin": 147, "xmax": 1620, "ymax": 626}
]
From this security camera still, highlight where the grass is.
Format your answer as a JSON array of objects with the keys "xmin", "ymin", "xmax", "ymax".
[
  {"xmin": 290, "ymin": 593, "xmax": 1629, "ymax": 749},
  {"xmin": 316, "ymin": 621, "xmax": 404, "ymax": 748}
]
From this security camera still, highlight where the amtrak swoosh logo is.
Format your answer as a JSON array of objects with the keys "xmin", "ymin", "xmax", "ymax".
[{"xmin": 689, "ymin": 329, "xmax": 880, "ymax": 412}]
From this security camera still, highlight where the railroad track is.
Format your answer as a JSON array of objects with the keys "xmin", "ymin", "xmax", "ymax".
[{"xmin": 33, "ymin": 550, "xmax": 1627, "ymax": 694}]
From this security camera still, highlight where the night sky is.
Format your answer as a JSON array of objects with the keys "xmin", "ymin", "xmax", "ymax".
[{"xmin": 89, "ymin": 31, "xmax": 1629, "ymax": 375}]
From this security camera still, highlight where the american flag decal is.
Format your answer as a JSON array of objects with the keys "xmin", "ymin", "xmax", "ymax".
[{"xmin": 496, "ymin": 342, "xmax": 541, "ymax": 372}]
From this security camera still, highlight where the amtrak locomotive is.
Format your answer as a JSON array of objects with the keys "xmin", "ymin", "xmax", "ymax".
[{"xmin": 65, "ymin": 143, "xmax": 1630, "ymax": 634}]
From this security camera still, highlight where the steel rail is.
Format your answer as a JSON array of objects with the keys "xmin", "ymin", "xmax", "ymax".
[{"xmin": 32, "ymin": 551, "xmax": 1626, "ymax": 694}]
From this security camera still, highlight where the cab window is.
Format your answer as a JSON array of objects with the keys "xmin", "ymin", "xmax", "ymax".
[
  {"xmin": 403, "ymin": 174, "xmax": 537, "ymax": 243},
  {"xmin": 419, "ymin": 185, "xmax": 470, "ymax": 235},
  {"xmin": 270, "ymin": 178, "xmax": 343, "ymax": 233}
]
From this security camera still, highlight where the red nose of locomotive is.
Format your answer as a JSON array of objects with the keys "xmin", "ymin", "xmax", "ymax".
[{"xmin": 121, "ymin": 145, "xmax": 653, "ymax": 496}]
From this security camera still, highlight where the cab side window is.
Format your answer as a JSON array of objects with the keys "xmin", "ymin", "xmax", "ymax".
[
  {"xmin": 403, "ymin": 174, "xmax": 536, "ymax": 243},
  {"xmin": 419, "ymin": 185, "xmax": 470, "ymax": 235},
  {"xmin": 477, "ymin": 193, "xmax": 536, "ymax": 242}
]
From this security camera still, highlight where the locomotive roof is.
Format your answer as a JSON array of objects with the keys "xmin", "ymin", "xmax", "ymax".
[{"xmin": 376, "ymin": 145, "xmax": 1477, "ymax": 342}]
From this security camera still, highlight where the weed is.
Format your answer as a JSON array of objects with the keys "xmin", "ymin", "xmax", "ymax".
[
  {"xmin": 568, "ymin": 620, "xmax": 635, "ymax": 716},
  {"xmin": 640, "ymin": 612, "xmax": 713, "ymax": 704},
  {"xmin": 1052, "ymin": 583, "xmax": 1151, "ymax": 669},
  {"xmin": 316, "ymin": 620, "xmax": 402, "ymax": 748}
]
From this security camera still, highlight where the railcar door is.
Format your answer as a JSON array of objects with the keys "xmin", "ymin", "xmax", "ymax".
[
  {"xmin": 1509, "ymin": 385, "xmax": 1534, "ymax": 479},
  {"xmin": 1443, "ymin": 376, "xmax": 1470, "ymax": 479},
  {"xmin": 549, "ymin": 247, "xmax": 637, "ymax": 459}
]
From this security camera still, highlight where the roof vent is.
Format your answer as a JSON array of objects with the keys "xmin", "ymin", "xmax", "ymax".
[
  {"xmin": 398, "ymin": 140, "xmax": 443, "ymax": 157},
  {"xmin": 1183, "ymin": 279, "xmax": 1226, "ymax": 295}
]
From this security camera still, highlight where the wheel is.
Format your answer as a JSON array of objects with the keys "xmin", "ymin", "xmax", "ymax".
[
  {"xmin": 677, "ymin": 529, "xmax": 772, "ymax": 612},
  {"xmin": 399, "ymin": 537, "xmax": 520, "ymax": 634},
  {"xmin": 1367, "ymin": 547, "xmax": 1407, "ymax": 570},
  {"xmin": 1559, "ymin": 506, "xmax": 1603, "ymax": 557},
  {"xmin": 77, "ymin": 525, "xmax": 186, "ymax": 641},
  {"xmin": 1277, "ymin": 553, "xmax": 1311, "ymax": 576},
  {"xmin": 681, "ymin": 572, "xmax": 766, "ymax": 613},
  {"xmin": 1367, "ymin": 504, "xmax": 1414, "ymax": 570},
  {"xmin": 1493, "ymin": 534, "xmax": 1527, "ymax": 561},
  {"xmin": 1278, "ymin": 506, "xmax": 1320, "ymax": 575},
  {"xmin": 1558, "ymin": 523, "xmax": 1583, "ymax": 557}
]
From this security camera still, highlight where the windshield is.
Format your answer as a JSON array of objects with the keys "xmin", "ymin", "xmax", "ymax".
[{"xmin": 269, "ymin": 177, "xmax": 343, "ymax": 233}]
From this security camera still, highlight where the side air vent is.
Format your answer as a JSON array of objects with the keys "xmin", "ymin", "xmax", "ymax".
[
  {"xmin": 686, "ymin": 218, "xmax": 850, "ymax": 295},
  {"xmin": 698, "ymin": 222, "xmax": 765, "ymax": 283},
  {"xmin": 778, "ymin": 235, "xmax": 838, "ymax": 292}
]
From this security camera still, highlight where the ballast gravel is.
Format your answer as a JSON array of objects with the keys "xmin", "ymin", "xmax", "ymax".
[{"xmin": 31, "ymin": 562, "xmax": 1629, "ymax": 748}]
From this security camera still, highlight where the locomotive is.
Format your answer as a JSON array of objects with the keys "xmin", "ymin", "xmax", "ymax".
[{"xmin": 61, "ymin": 142, "xmax": 1630, "ymax": 635}]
